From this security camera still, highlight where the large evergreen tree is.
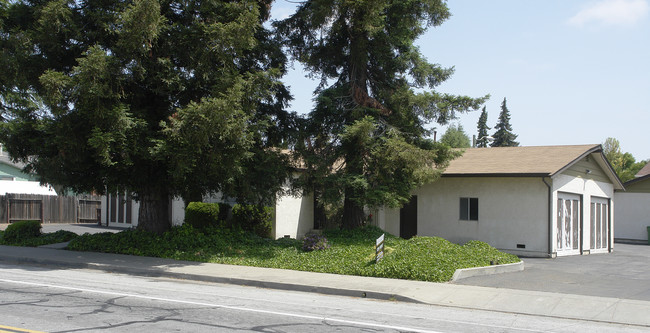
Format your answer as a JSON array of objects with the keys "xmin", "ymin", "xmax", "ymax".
[
  {"xmin": 476, "ymin": 106, "xmax": 490, "ymax": 148},
  {"xmin": 0, "ymin": 0, "xmax": 291, "ymax": 233},
  {"xmin": 276, "ymin": 0, "xmax": 487, "ymax": 229},
  {"xmin": 491, "ymin": 98, "xmax": 518, "ymax": 147}
]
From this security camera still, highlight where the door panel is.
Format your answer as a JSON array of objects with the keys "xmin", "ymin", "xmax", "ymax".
[
  {"xmin": 556, "ymin": 193, "xmax": 581, "ymax": 255},
  {"xmin": 590, "ymin": 198, "xmax": 609, "ymax": 251}
]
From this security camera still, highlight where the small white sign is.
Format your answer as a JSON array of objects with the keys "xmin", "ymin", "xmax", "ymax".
[{"xmin": 375, "ymin": 233, "xmax": 385, "ymax": 263}]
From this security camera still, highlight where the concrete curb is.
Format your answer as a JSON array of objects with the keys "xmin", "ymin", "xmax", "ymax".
[
  {"xmin": 451, "ymin": 261, "xmax": 524, "ymax": 282},
  {"xmin": 3, "ymin": 247, "xmax": 650, "ymax": 327},
  {"xmin": 0, "ymin": 251, "xmax": 420, "ymax": 304}
]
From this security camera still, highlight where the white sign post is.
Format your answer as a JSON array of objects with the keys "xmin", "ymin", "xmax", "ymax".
[{"xmin": 375, "ymin": 233, "xmax": 385, "ymax": 263}]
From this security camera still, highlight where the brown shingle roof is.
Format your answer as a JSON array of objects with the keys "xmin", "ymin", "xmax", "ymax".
[
  {"xmin": 443, "ymin": 144, "xmax": 602, "ymax": 176},
  {"xmin": 635, "ymin": 162, "xmax": 650, "ymax": 177}
]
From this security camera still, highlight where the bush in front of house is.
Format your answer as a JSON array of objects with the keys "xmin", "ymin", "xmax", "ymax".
[
  {"xmin": 0, "ymin": 221, "xmax": 79, "ymax": 247},
  {"xmin": 2, "ymin": 220, "xmax": 42, "ymax": 243},
  {"xmin": 66, "ymin": 225, "xmax": 521, "ymax": 282},
  {"xmin": 184, "ymin": 202, "xmax": 223, "ymax": 230},
  {"xmin": 231, "ymin": 204, "xmax": 273, "ymax": 238},
  {"xmin": 217, "ymin": 203, "xmax": 231, "ymax": 223},
  {"xmin": 37, "ymin": 230, "xmax": 78, "ymax": 245},
  {"xmin": 301, "ymin": 233, "xmax": 330, "ymax": 252}
]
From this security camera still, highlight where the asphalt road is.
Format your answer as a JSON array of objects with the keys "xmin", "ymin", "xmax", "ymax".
[{"xmin": 1, "ymin": 263, "xmax": 648, "ymax": 333}]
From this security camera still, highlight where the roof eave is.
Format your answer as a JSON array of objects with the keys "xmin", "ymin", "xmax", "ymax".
[
  {"xmin": 550, "ymin": 144, "xmax": 624, "ymax": 190},
  {"xmin": 442, "ymin": 173, "xmax": 551, "ymax": 178}
]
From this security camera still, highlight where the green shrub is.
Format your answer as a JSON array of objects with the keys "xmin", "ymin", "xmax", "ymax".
[
  {"xmin": 65, "ymin": 225, "xmax": 521, "ymax": 282},
  {"xmin": 184, "ymin": 202, "xmax": 222, "ymax": 230},
  {"xmin": 302, "ymin": 233, "xmax": 330, "ymax": 252},
  {"xmin": 231, "ymin": 204, "xmax": 273, "ymax": 238},
  {"xmin": 38, "ymin": 230, "xmax": 78, "ymax": 244},
  {"xmin": 218, "ymin": 203, "xmax": 231, "ymax": 223},
  {"xmin": 3, "ymin": 220, "xmax": 42, "ymax": 243}
]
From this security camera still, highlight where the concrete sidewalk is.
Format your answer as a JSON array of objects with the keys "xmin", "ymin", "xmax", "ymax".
[{"xmin": 1, "ymin": 245, "xmax": 649, "ymax": 327}]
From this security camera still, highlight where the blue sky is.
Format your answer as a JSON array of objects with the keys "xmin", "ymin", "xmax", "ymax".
[{"xmin": 271, "ymin": 0, "xmax": 650, "ymax": 161}]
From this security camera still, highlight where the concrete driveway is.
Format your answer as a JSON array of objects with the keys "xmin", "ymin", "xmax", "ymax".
[{"xmin": 455, "ymin": 243, "xmax": 650, "ymax": 301}]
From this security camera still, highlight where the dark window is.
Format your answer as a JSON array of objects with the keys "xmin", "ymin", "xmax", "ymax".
[{"xmin": 460, "ymin": 197, "xmax": 478, "ymax": 221}]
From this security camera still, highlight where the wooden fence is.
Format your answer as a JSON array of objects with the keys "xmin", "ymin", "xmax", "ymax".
[{"xmin": 0, "ymin": 193, "xmax": 101, "ymax": 224}]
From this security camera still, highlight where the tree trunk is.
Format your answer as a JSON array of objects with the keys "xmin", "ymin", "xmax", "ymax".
[
  {"xmin": 137, "ymin": 189, "xmax": 171, "ymax": 234},
  {"xmin": 342, "ymin": 193, "xmax": 365, "ymax": 229}
]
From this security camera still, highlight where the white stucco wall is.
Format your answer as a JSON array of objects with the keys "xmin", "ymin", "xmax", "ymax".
[
  {"xmin": 378, "ymin": 177, "xmax": 550, "ymax": 256},
  {"xmin": 170, "ymin": 198, "xmax": 185, "ymax": 226},
  {"xmin": 274, "ymin": 191, "xmax": 313, "ymax": 239},
  {"xmin": 552, "ymin": 174, "xmax": 615, "ymax": 254},
  {"xmin": 373, "ymin": 207, "xmax": 400, "ymax": 237},
  {"xmin": 614, "ymin": 192, "xmax": 650, "ymax": 241}
]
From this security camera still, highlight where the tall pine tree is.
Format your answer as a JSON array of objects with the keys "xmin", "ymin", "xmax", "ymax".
[
  {"xmin": 276, "ymin": 0, "xmax": 487, "ymax": 229},
  {"xmin": 491, "ymin": 98, "xmax": 519, "ymax": 147},
  {"xmin": 0, "ymin": 0, "xmax": 291, "ymax": 233},
  {"xmin": 476, "ymin": 106, "xmax": 491, "ymax": 147}
]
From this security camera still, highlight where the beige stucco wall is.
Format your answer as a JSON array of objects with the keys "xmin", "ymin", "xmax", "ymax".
[
  {"xmin": 377, "ymin": 177, "xmax": 550, "ymax": 256},
  {"xmin": 274, "ymin": 191, "xmax": 313, "ymax": 240},
  {"xmin": 614, "ymin": 192, "xmax": 650, "ymax": 241},
  {"xmin": 552, "ymin": 174, "xmax": 615, "ymax": 254}
]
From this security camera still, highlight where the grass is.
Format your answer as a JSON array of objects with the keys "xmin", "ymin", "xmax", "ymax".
[{"xmin": 66, "ymin": 224, "xmax": 520, "ymax": 282}]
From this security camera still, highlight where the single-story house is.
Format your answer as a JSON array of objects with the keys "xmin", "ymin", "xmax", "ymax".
[
  {"xmin": 102, "ymin": 144, "xmax": 623, "ymax": 258},
  {"xmin": 372, "ymin": 144, "xmax": 622, "ymax": 257},
  {"xmin": 614, "ymin": 162, "xmax": 650, "ymax": 243},
  {"xmin": 101, "ymin": 182, "xmax": 314, "ymax": 239}
]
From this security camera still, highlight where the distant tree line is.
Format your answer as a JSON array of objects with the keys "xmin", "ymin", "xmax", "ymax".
[
  {"xmin": 603, "ymin": 138, "xmax": 648, "ymax": 183},
  {"xmin": 440, "ymin": 97, "xmax": 518, "ymax": 148}
]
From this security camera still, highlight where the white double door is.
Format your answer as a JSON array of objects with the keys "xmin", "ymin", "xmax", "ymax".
[{"xmin": 556, "ymin": 193, "xmax": 581, "ymax": 255}]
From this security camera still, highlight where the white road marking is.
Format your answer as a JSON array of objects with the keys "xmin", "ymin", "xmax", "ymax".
[{"xmin": 0, "ymin": 278, "xmax": 442, "ymax": 333}]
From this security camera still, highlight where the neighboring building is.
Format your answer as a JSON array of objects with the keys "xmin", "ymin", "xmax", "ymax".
[
  {"xmin": 614, "ymin": 162, "xmax": 650, "ymax": 243},
  {"xmin": 0, "ymin": 145, "xmax": 57, "ymax": 196},
  {"xmin": 372, "ymin": 145, "xmax": 622, "ymax": 257}
]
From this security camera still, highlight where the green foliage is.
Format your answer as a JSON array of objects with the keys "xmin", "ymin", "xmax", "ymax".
[
  {"xmin": 301, "ymin": 233, "xmax": 330, "ymax": 252},
  {"xmin": 491, "ymin": 98, "xmax": 519, "ymax": 147},
  {"xmin": 184, "ymin": 202, "xmax": 222, "ymax": 230},
  {"xmin": 0, "ymin": 0, "xmax": 291, "ymax": 234},
  {"xmin": 36, "ymin": 230, "xmax": 78, "ymax": 244},
  {"xmin": 231, "ymin": 204, "xmax": 273, "ymax": 238},
  {"xmin": 217, "ymin": 203, "xmax": 231, "ymax": 223},
  {"xmin": 66, "ymin": 225, "xmax": 520, "ymax": 282},
  {"xmin": 603, "ymin": 137, "xmax": 648, "ymax": 183},
  {"xmin": 276, "ymin": 0, "xmax": 488, "ymax": 228},
  {"xmin": 0, "ymin": 221, "xmax": 77, "ymax": 247},
  {"xmin": 2, "ymin": 220, "xmax": 42, "ymax": 243},
  {"xmin": 440, "ymin": 123, "xmax": 471, "ymax": 148},
  {"xmin": 476, "ymin": 106, "xmax": 491, "ymax": 148}
]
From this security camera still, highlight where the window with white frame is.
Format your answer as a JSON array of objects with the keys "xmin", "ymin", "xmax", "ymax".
[{"xmin": 460, "ymin": 197, "xmax": 478, "ymax": 221}]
